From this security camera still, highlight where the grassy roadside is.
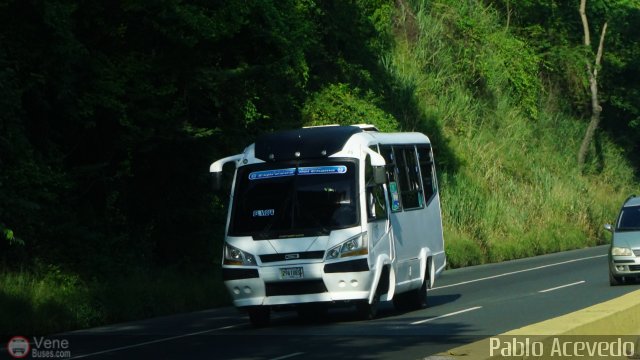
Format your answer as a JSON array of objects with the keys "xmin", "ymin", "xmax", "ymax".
[
  {"xmin": 0, "ymin": 266, "xmax": 229, "ymax": 335},
  {"xmin": 386, "ymin": 0, "xmax": 635, "ymax": 267}
]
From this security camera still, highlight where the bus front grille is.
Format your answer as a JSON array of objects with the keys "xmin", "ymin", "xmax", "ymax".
[
  {"xmin": 260, "ymin": 251, "xmax": 325, "ymax": 263},
  {"xmin": 265, "ymin": 280, "xmax": 328, "ymax": 296}
]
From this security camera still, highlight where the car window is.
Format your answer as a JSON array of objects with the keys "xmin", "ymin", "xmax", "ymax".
[{"xmin": 617, "ymin": 205, "xmax": 640, "ymax": 230}]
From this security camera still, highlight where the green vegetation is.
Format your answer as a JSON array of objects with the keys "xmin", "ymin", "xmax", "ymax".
[
  {"xmin": 0, "ymin": 265, "xmax": 228, "ymax": 335},
  {"xmin": 383, "ymin": 0, "xmax": 637, "ymax": 267},
  {"xmin": 1, "ymin": 0, "xmax": 638, "ymax": 333}
]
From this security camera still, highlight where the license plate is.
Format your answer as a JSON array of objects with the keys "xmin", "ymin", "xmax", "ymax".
[{"xmin": 280, "ymin": 267, "xmax": 304, "ymax": 280}]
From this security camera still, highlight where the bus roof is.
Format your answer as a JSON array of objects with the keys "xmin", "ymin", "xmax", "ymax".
[
  {"xmin": 252, "ymin": 125, "xmax": 432, "ymax": 162},
  {"xmin": 364, "ymin": 131, "xmax": 431, "ymax": 145},
  {"xmin": 254, "ymin": 125, "xmax": 364, "ymax": 162}
]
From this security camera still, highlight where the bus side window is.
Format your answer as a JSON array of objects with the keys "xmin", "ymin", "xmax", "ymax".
[
  {"xmin": 379, "ymin": 145, "xmax": 402, "ymax": 212},
  {"xmin": 367, "ymin": 185, "xmax": 387, "ymax": 221},
  {"xmin": 417, "ymin": 145, "xmax": 436, "ymax": 203},
  {"xmin": 365, "ymin": 154, "xmax": 387, "ymax": 221},
  {"xmin": 396, "ymin": 146, "xmax": 423, "ymax": 209}
]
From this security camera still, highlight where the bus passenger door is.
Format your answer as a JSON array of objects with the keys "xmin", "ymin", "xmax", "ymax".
[
  {"xmin": 365, "ymin": 153, "xmax": 392, "ymax": 261},
  {"xmin": 366, "ymin": 178, "xmax": 395, "ymax": 302},
  {"xmin": 366, "ymin": 183, "xmax": 391, "ymax": 259}
]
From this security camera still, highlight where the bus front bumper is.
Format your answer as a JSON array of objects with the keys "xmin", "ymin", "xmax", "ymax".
[{"xmin": 222, "ymin": 258, "xmax": 373, "ymax": 308}]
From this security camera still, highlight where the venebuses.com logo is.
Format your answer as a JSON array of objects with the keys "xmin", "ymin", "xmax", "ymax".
[
  {"xmin": 6, "ymin": 336, "xmax": 72, "ymax": 359},
  {"xmin": 6, "ymin": 336, "xmax": 30, "ymax": 359}
]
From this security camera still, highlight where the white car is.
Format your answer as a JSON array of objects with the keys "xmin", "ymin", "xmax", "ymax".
[{"xmin": 606, "ymin": 195, "xmax": 640, "ymax": 285}]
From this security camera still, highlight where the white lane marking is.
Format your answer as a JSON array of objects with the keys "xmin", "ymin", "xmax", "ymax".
[
  {"xmin": 411, "ymin": 306, "xmax": 482, "ymax": 325},
  {"xmin": 433, "ymin": 254, "xmax": 606, "ymax": 290},
  {"xmin": 216, "ymin": 324, "xmax": 243, "ymax": 330},
  {"xmin": 539, "ymin": 280, "xmax": 586, "ymax": 293},
  {"xmin": 69, "ymin": 324, "xmax": 244, "ymax": 359},
  {"xmin": 269, "ymin": 352, "xmax": 305, "ymax": 360}
]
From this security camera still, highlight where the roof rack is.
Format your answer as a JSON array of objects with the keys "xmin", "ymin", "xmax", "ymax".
[
  {"xmin": 302, "ymin": 124, "xmax": 339, "ymax": 128},
  {"xmin": 350, "ymin": 124, "xmax": 379, "ymax": 132},
  {"xmin": 302, "ymin": 123, "xmax": 379, "ymax": 131}
]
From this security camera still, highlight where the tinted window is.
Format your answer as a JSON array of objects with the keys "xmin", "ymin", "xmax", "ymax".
[
  {"xmin": 396, "ymin": 146, "xmax": 423, "ymax": 209},
  {"xmin": 417, "ymin": 145, "xmax": 436, "ymax": 203},
  {"xmin": 365, "ymin": 154, "xmax": 387, "ymax": 221},
  {"xmin": 379, "ymin": 145, "xmax": 402, "ymax": 212},
  {"xmin": 230, "ymin": 160, "xmax": 358, "ymax": 239},
  {"xmin": 617, "ymin": 206, "xmax": 640, "ymax": 231}
]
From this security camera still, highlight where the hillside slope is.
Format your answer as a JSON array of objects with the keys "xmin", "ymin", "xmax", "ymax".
[
  {"xmin": 387, "ymin": 1, "xmax": 635, "ymax": 267},
  {"xmin": 303, "ymin": 0, "xmax": 636, "ymax": 267}
]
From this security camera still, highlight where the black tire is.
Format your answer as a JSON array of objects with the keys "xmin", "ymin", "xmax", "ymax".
[
  {"xmin": 392, "ymin": 291, "xmax": 411, "ymax": 311},
  {"xmin": 609, "ymin": 271, "xmax": 623, "ymax": 286},
  {"xmin": 394, "ymin": 280, "xmax": 428, "ymax": 311},
  {"xmin": 248, "ymin": 306, "xmax": 270, "ymax": 327},
  {"xmin": 356, "ymin": 295, "xmax": 379, "ymax": 320},
  {"xmin": 415, "ymin": 273, "xmax": 429, "ymax": 308},
  {"xmin": 394, "ymin": 264, "xmax": 429, "ymax": 311}
]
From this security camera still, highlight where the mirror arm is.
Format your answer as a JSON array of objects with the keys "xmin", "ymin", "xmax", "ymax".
[
  {"xmin": 210, "ymin": 154, "xmax": 243, "ymax": 191},
  {"xmin": 363, "ymin": 146, "xmax": 385, "ymax": 167},
  {"xmin": 210, "ymin": 154, "xmax": 243, "ymax": 173},
  {"xmin": 363, "ymin": 146, "xmax": 387, "ymax": 185}
]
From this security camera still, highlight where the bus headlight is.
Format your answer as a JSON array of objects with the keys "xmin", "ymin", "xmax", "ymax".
[
  {"xmin": 612, "ymin": 247, "xmax": 633, "ymax": 256},
  {"xmin": 223, "ymin": 243, "xmax": 256, "ymax": 265},
  {"xmin": 326, "ymin": 233, "xmax": 368, "ymax": 260}
]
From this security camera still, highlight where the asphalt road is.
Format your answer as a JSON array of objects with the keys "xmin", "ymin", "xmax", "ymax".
[{"xmin": 7, "ymin": 245, "xmax": 639, "ymax": 360}]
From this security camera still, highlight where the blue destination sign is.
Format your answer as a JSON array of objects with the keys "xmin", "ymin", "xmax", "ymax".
[
  {"xmin": 249, "ymin": 166, "xmax": 347, "ymax": 180},
  {"xmin": 298, "ymin": 166, "xmax": 347, "ymax": 175},
  {"xmin": 248, "ymin": 168, "xmax": 296, "ymax": 180}
]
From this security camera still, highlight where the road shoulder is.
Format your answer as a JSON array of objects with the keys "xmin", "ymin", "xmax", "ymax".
[{"xmin": 431, "ymin": 288, "xmax": 640, "ymax": 359}]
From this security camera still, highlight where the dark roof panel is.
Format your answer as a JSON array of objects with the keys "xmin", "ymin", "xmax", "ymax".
[{"xmin": 255, "ymin": 126, "xmax": 363, "ymax": 161}]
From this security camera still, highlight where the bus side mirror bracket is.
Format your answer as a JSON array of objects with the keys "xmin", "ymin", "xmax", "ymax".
[
  {"xmin": 373, "ymin": 166, "xmax": 386, "ymax": 185},
  {"xmin": 210, "ymin": 154, "xmax": 243, "ymax": 191},
  {"xmin": 364, "ymin": 146, "xmax": 387, "ymax": 185},
  {"xmin": 211, "ymin": 172, "xmax": 223, "ymax": 191}
]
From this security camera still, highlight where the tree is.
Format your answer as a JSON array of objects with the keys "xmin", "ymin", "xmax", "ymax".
[{"xmin": 577, "ymin": 0, "xmax": 608, "ymax": 167}]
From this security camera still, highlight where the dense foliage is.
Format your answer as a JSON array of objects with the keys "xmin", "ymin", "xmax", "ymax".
[
  {"xmin": 0, "ymin": 0, "xmax": 395, "ymax": 275},
  {"xmin": 0, "ymin": 0, "xmax": 638, "ymax": 333},
  {"xmin": 487, "ymin": 0, "xmax": 640, "ymax": 165}
]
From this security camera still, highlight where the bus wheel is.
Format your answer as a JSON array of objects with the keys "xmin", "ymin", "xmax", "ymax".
[
  {"xmin": 356, "ymin": 295, "xmax": 379, "ymax": 320},
  {"xmin": 394, "ymin": 265, "xmax": 429, "ymax": 311},
  {"xmin": 411, "ymin": 262, "xmax": 430, "ymax": 309},
  {"xmin": 396, "ymin": 280, "xmax": 428, "ymax": 311},
  {"xmin": 414, "ymin": 272, "xmax": 429, "ymax": 308},
  {"xmin": 413, "ymin": 259, "xmax": 432, "ymax": 309},
  {"xmin": 393, "ymin": 292, "xmax": 410, "ymax": 311},
  {"xmin": 247, "ymin": 306, "xmax": 270, "ymax": 327}
]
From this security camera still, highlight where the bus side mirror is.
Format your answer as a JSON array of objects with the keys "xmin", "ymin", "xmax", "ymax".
[
  {"xmin": 373, "ymin": 166, "xmax": 386, "ymax": 185},
  {"xmin": 210, "ymin": 153, "xmax": 243, "ymax": 192},
  {"xmin": 364, "ymin": 146, "xmax": 386, "ymax": 186},
  {"xmin": 211, "ymin": 172, "xmax": 223, "ymax": 191}
]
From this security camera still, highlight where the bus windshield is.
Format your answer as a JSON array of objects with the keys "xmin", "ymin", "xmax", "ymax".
[{"xmin": 229, "ymin": 160, "xmax": 359, "ymax": 239}]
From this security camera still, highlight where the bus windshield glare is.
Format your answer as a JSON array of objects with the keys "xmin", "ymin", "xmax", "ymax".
[{"xmin": 229, "ymin": 160, "xmax": 359, "ymax": 239}]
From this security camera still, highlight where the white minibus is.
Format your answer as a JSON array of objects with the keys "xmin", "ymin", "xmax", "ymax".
[{"xmin": 210, "ymin": 124, "xmax": 445, "ymax": 326}]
